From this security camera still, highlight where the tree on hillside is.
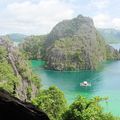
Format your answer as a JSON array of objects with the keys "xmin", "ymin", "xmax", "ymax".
[
  {"xmin": 62, "ymin": 96, "xmax": 118, "ymax": 120},
  {"xmin": 32, "ymin": 86, "xmax": 67, "ymax": 120}
]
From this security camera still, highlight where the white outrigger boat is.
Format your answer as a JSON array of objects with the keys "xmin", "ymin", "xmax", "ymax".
[{"xmin": 80, "ymin": 81, "xmax": 91, "ymax": 87}]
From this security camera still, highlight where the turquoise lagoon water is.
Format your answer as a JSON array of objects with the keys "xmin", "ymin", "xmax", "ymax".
[
  {"xmin": 30, "ymin": 42, "xmax": 120, "ymax": 116},
  {"xmin": 31, "ymin": 60, "xmax": 120, "ymax": 116}
]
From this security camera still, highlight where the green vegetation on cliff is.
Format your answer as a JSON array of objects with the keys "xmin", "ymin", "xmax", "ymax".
[
  {"xmin": 0, "ymin": 38, "xmax": 41, "ymax": 101},
  {"xmin": 1, "ymin": 41, "xmax": 118, "ymax": 119},
  {"xmin": 0, "ymin": 46, "xmax": 18, "ymax": 93},
  {"xmin": 44, "ymin": 15, "xmax": 120, "ymax": 70},
  {"xmin": 106, "ymin": 45, "xmax": 120, "ymax": 60},
  {"xmin": 63, "ymin": 96, "xmax": 119, "ymax": 120},
  {"xmin": 45, "ymin": 32, "xmax": 107, "ymax": 70},
  {"xmin": 20, "ymin": 15, "xmax": 120, "ymax": 71},
  {"xmin": 32, "ymin": 86, "xmax": 67, "ymax": 120},
  {"xmin": 32, "ymin": 86, "xmax": 119, "ymax": 120},
  {"xmin": 20, "ymin": 35, "xmax": 46, "ymax": 59}
]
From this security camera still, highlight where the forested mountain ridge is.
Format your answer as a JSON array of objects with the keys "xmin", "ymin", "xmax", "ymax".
[
  {"xmin": 7, "ymin": 33, "xmax": 27, "ymax": 42},
  {"xmin": 19, "ymin": 35, "xmax": 47, "ymax": 59},
  {"xmin": 0, "ymin": 37, "xmax": 40, "ymax": 101},
  {"xmin": 98, "ymin": 28, "xmax": 120, "ymax": 43}
]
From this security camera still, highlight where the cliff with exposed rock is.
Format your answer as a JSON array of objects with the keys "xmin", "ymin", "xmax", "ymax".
[
  {"xmin": 44, "ymin": 15, "xmax": 120, "ymax": 70},
  {"xmin": 0, "ymin": 37, "xmax": 40, "ymax": 101}
]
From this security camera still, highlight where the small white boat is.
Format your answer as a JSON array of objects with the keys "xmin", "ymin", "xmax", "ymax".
[{"xmin": 80, "ymin": 81, "xmax": 91, "ymax": 87}]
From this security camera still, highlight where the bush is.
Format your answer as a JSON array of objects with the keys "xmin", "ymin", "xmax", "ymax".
[
  {"xmin": 62, "ymin": 96, "xmax": 118, "ymax": 120},
  {"xmin": 32, "ymin": 86, "xmax": 67, "ymax": 120}
]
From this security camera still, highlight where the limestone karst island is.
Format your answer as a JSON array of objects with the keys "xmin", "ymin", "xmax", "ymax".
[{"xmin": 0, "ymin": 0, "xmax": 120, "ymax": 120}]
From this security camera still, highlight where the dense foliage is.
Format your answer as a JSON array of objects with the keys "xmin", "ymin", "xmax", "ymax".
[
  {"xmin": 19, "ymin": 35, "xmax": 46, "ymax": 59},
  {"xmin": 46, "ymin": 33, "xmax": 108, "ymax": 70},
  {"xmin": 0, "ymin": 37, "xmax": 120, "ymax": 120},
  {"xmin": 62, "ymin": 96, "xmax": 119, "ymax": 120},
  {"xmin": 32, "ymin": 87, "xmax": 119, "ymax": 120},
  {"xmin": 106, "ymin": 45, "xmax": 120, "ymax": 60},
  {"xmin": 32, "ymin": 86, "xmax": 67, "ymax": 120},
  {"xmin": 0, "ymin": 46, "xmax": 18, "ymax": 93},
  {"xmin": 19, "ymin": 15, "xmax": 120, "ymax": 71},
  {"xmin": 44, "ymin": 15, "xmax": 120, "ymax": 71},
  {"xmin": 14, "ymin": 49, "xmax": 40, "ymax": 88},
  {"xmin": 0, "ymin": 38, "xmax": 41, "ymax": 100},
  {"xmin": 1, "ymin": 15, "xmax": 120, "ymax": 120}
]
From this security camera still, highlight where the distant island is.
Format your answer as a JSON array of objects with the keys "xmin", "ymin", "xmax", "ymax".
[{"xmin": 98, "ymin": 28, "xmax": 120, "ymax": 44}]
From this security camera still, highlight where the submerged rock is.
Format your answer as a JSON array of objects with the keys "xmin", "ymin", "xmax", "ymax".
[{"xmin": 0, "ymin": 89, "xmax": 49, "ymax": 120}]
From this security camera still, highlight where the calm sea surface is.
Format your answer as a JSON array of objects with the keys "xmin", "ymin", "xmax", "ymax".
[{"xmin": 31, "ymin": 44, "xmax": 120, "ymax": 116}]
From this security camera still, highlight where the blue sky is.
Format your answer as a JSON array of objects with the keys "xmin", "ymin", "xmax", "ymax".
[{"xmin": 0, "ymin": 0, "xmax": 120, "ymax": 35}]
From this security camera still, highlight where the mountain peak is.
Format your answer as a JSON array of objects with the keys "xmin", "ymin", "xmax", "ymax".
[
  {"xmin": 47, "ymin": 15, "xmax": 94, "ymax": 43},
  {"xmin": 76, "ymin": 14, "xmax": 93, "ymax": 22},
  {"xmin": 77, "ymin": 14, "xmax": 83, "ymax": 19}
]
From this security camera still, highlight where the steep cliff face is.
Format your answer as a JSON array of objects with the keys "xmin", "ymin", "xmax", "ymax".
[
  {"xmin": 45, "ymin": 15, "xmax": 120, "ymax": 70},
  {"xmin": 0, "ymin": 38, "xmax": 40, "ymax": 101},
  {"xmin": 47, "ymin": 15, "xmax": 95, "ymax": 45}
]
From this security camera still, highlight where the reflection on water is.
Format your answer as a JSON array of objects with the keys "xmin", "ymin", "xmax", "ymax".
[{"xmin": 31, "ymin": 60, "xmax": 120, "ymax": 116}]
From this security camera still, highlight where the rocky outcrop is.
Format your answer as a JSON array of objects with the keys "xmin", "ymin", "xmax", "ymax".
[
  {"xmin": 0, "ymin": 38, "xmax": 40, "ymax": 101},
  {"xmin": 46, "ymin": 15, "xmax": 95, "ymax": 45},
  {"xmin": 44, "ymin": 15, "xmax": 120, "ymax": 70},
  {"xmin": 106, "ymin": 45, "xmax": 120, "ymax": 60},
  {"xmin": 0, "ymin": 88, "xmax": 49, "ymax": 120}
]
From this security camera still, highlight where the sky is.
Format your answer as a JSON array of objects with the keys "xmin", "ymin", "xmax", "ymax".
[{"xmin": 0, "ymin": 0, "xmax": 120, "ymax": 35}]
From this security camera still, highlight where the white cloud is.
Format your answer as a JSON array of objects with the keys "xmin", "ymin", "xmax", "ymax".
[
  {"xmin": 112, "ymin": 18, "xmax": 120, "ymax": 29},
  {"xmin": 90, "ymin": 0, "xmax": 109, "ymax": 9},
  {"xmin": 0, "ymin": 0, "xmax": 74, "ymax": 34},
  {"xmin": 0, "ymin": 0, "xmax": 120, "ymax": 34},
  {"xmin": 93, "ymin": 14, "xmax": 120, "ymax": 29},
  {"xmin": 93, "ymin": 14, "xmax": 111, "ymax": 28}
]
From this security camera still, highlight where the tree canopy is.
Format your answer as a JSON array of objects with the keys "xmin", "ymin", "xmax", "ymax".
[
  {"xmin": 32, "ymin": 86, "xmax": 67, "ymax": 120},
  {"xmin": 62, "ymin": 96, "xmax": 119, "ymax": 120}
]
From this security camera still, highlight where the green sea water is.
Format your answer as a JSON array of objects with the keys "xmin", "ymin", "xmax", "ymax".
[{"xmin": 31, "ymin": 60, "xmax": 120, "ymax": 116}]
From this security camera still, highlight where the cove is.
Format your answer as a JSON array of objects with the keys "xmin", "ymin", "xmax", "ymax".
[{"xmin": 31, "ymin": 59, "xmax": 120, "ymax": 116}]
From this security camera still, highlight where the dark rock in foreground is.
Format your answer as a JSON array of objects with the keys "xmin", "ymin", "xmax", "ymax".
[{"xmin": 0, "ymin": 89, "xmax": 49, "ymax": 120}]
